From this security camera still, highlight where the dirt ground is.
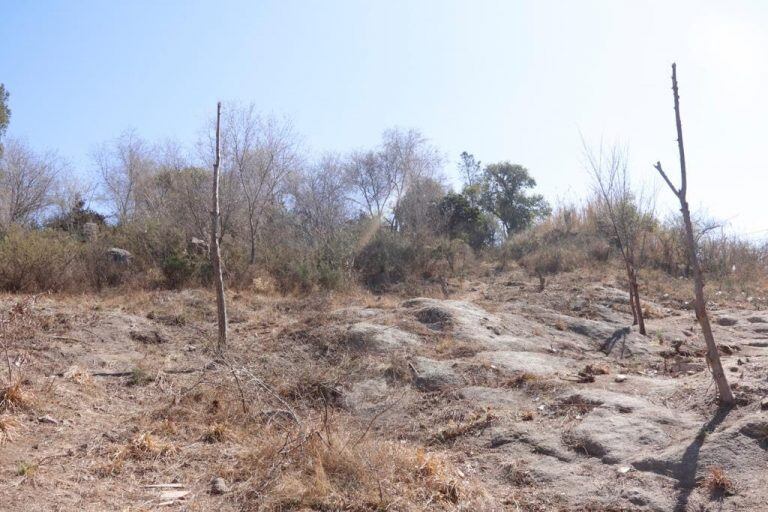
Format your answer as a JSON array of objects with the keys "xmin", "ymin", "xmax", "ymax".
[{"xmin": 1, "ymin": 265, "xmax": 767, "ymax": 511}]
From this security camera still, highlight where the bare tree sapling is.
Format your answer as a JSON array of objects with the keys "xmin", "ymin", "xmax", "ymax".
[{"xmin": 653, "ymin": 63, "xmax": 734, "ymax": 404}]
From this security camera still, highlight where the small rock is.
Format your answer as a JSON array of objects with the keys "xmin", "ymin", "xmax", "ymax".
[
  {"xmin": 716, "ymin": 316, "xmax": 738, "ymax": 326},
  {"xmin": 614, "ymin": 374, "xmax": 628, "ymax": 383},
  {"xmin": 159, "ymin": 490, "xmax": 189, "ymax": 501},
  {"xmin": 129, "ymin": 329, "xmax": 167, "ymax": 344},
  {"xmin": 618, "ymin": 466, "xmax": 632, "ymax": 474},
  {"xmin": 211, "ymin": 477, "xmax": 228, "ymax": 495},
  {"xmin": 188, "ymin": 237, "xmax": 209, "ymax": 255},
  {"xmin": 106, "ymin": 247, "xmax": 132, "ymax": 264},
  {"xmin": 38, "ymin": 415, "xmax": 60, "ymax": 425},
  {"xmin": 489, "ymin": 436, "xmax": 512, "ymax": 448},
  {"xmin": 761, "ymin": 398, "xmax": 768, "ymax": 410}
]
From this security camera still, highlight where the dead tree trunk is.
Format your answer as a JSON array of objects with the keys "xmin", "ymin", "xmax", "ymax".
[
  {"xmin": 630, "ymin": 266, "xmax": 645, "ymax": 334},
  {"xmin": 210, "ymin": 102, "xmax": 228, "ymax": 349},
  {"xmin": 654, "ymin": 63, "xmax": 734, "ymax": 404},
  {"xmin": 622, "ymin": 258, "xmax": 645, "ymax": 334}
]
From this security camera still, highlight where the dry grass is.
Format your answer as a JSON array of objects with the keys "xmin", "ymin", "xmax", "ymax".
[
  {"xmin": 503, "ymin": 372, "xmax": 562, "ymax": 396},
  {"xmin": 128, "ymin": 366, "xmax": 155, "ymax": 387},
  {"xmin": 4, "ymin": 265, "xmax": 762, "ymax": 510},
  {"xmin": 16, "ymin": 460, "xmax": 38, "ymax": 477},
  {"xmin": 0, "ymin": 413, "xmax": 20, "ymax": 444},
  {"xmin": 1, "ymin": 380, "xmax": 34, "ymax": 411},
  {"xmin": 201, "ymin": 421, "xmax": 235, "ymax": 443},
  {"xmin": 384, "ymin": 353, "xmax": 414, "ymax": 385},
  {"xmin": 429, "ymin": 410, "xmax": 495, "ymax": 444},
  {"xmin": 139, "ymin": 349, "xmax": 493, "ymax": 510},
  {"xmin": 101, "ymin": 432, "xmax": 179, "ymax": 476},
  {"xmin": 435, "ymin": 337, "xmax": 479, "ymax": 359},
  {"xmin": 62, "ymin": 365, "xmax": 92, "ymax": 385},
  {"xmin": 506, "ymin": 372, "xmax": 540, "ymax": 388},
  {"xmin": 233, "ymin": 416, "xmax": 479, "ymax": 511},
  {"xmin": 277, "ymin": 367, "xmax": 344, "ymax": 406},
  {"xmin": 704, "ymin": 466, "xmax": 736, "ymax": 496},
  {"xmin": 503, "ymin": 460, "xmax": 535, "ymax": 487}
]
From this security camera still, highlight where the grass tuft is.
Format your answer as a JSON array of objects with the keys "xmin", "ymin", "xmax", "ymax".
[
  {"xmin": 0, "ymin": 414, "xmax": 20, "ymax": 444},
  {"xmin": 704, "ymin": 466, "xmax": 736, "ymax": 496}
]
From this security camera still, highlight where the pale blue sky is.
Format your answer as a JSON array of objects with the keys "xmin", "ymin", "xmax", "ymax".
[{"xmin": 2, "ymin": 1, "xmax": 767, "ymax": 237}]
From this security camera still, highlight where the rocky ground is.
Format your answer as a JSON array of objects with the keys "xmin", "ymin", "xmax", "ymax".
[{"xmin": 1, "ymin": 265, "xmax": 766, "ymax": 511}]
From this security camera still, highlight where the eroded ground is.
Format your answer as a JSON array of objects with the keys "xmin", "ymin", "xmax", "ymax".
[{"xmin": 1, "ymin": 266, "xmax": 767, "ymax": 511}]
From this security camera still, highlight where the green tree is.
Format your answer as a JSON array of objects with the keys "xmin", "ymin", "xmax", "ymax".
[
  {"xmin": 458, "ymin": 151, "xmax": 483, "ymax": 208},
  {"xmin": 433, "ymin": 192, "xmax": 495, "ymax": 250},
  {"xmin": 458, "ymin": 151, "xmax": 481, "ymax": 187},
  {"xmin": 0, "ymin": 84, "xmax": 10, "ymax": 155},
  {"xmin": 479, "ymin": 162, "xmax": 550, "ymax": 236}
]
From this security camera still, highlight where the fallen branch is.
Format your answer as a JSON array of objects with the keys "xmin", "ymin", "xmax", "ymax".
[{"xmin": 53, "ymin": 367, "xmax": 203, "ymax": 378}]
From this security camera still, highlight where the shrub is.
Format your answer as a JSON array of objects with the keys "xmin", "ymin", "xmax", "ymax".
[
  {"xmin": 354, "ymin": 230, "xmax": 420, "ymax": 292},
  {"xmin": 0, "ymin": 227, "xmax": 85, "ymax": 292},
  {"xmin": 501, "ymin": 204, "xmax": 612, "ymax": 282},
  {"xmin": 161, "ymin": 253, "xmax": 196, "ymax": 289},
  {"xmin": 78, "ymin": 239, "xmax": 134, "ymax": 290},
  {"xmin": 0, "ymin": 227, "xmax": 146, "ymax": 293},
  {"xmin": 267, "ymin": 248, "xmax": 351, "ymax": 294}
]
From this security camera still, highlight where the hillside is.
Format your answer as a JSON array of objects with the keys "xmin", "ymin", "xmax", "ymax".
[{"xmin": 1, "ymin": 266, "xmax": 767, "ymax": 511}]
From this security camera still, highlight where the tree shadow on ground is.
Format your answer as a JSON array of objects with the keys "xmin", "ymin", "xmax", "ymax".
[
  {"xmin": 672, "ymin": 405, "xmax": 734, "ymax": 512},
  {"xmin": 601, "ymin": 326, "xmax": 630, "ymax": 357}
]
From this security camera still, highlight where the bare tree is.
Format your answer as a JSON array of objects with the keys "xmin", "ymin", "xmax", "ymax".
[
  {"xmin": 345, "ymin": 128, "xmax": 441, "ymax": 228},
  {"xmin": 93, "ymin": 130, "xmax": 154, "ymax": 225},
  {"xmin": 381, "ymin": 128, "xmax": 441, "ymax": 230},
  {"xmin": 137, "ymin": 141, "xmax": 210, "ymax": 239},
  {"xmin": 0, "ymin": 138, "xmax": 61, "ymax": 227},
  {"xmin": 290, "ymin": 154, "xmax": 351, "ymax": 241},
  {"xmin": 210, "ymin": 102, "xmax": 227, "ymax": 349},
  {"xmin": 585, "ymin": 142, "xmax": 652, "ymax": 335},
  {"xmin": 394, "ymin": 175, "xmax": 446, "ymax": 237},
  {"xmin": 345, "ymin": 149, "xmax": 392, "ymax": 220},
  {"xmin": 51, "ymin": 171, "xmax": 98, "ymax": 222},
  {"xmin": 221, "ymin": 104, "xmax": 298, "ymax": 264},
  {"xmin": 653, "ymin": 63, "xmax": 734, "ymax": 404}
]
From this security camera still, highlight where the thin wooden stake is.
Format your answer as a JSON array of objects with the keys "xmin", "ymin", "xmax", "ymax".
[{"xmin": 211, "ymin": 101, "xmax": 228, "ymax": 349}]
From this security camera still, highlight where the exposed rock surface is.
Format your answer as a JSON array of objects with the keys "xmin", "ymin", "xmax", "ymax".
[
  {"xmin": 344, "ymin": 322, "xmax": 420, "ymax": 352},
  {"xmin": 410, "ymin": 356, "xmax": 462, "ymax": 391}
]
